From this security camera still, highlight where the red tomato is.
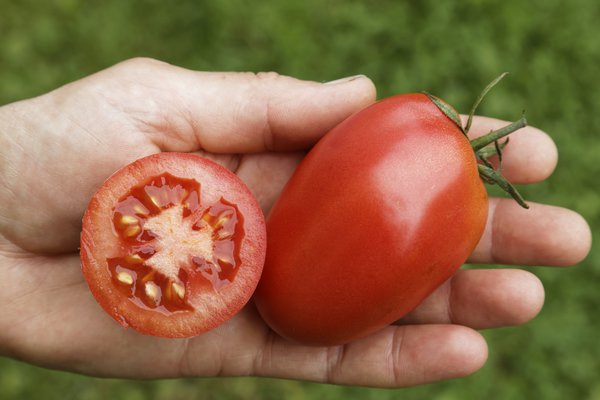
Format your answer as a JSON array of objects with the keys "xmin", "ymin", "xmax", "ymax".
[
  {"xmin": 81, "ymin": 153, "xmax": 266, "ymax": 338},
  {"xmin": 254, "ymin": 94, "xmax": 488, "ymax": 346}
]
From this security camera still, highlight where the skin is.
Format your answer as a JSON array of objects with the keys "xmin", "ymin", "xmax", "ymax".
[
  {"xmin": 0, "ymin": 58, "xmax": 592, "ymax": 387},
  {"xmin": 256, "ymin": 93, "xmax": 490, "ymax": 345}
]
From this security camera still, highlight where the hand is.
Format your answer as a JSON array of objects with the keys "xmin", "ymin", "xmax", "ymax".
[{"xmin": 0, "ymin": 58, "xmax": 591, "ymax": 387}]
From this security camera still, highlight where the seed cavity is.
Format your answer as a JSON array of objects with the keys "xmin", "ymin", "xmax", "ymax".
[
  {"xmin": 109, "ymin": 174, "xmax": 245, "ymax": 314},
  {"xmin": 142, "ymin": 271, "xmax": 155, "ymax": 283}
]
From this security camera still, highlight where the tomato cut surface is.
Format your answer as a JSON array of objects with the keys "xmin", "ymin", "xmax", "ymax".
[{"xmin": 81, "ymin": 153, "xmax": 266, "ymax": 338}]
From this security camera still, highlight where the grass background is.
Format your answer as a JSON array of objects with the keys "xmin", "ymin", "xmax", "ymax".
[{"xmin": 1, "ymin": 0, "xmax": 598, "ymax": 398}]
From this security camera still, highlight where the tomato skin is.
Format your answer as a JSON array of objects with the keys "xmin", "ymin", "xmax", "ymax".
[
  {"xmin": 254, "ymin": 94, "xmax": 488, "ymax": 346},
  {"xmin": 81, "ymin": 153, "xmax": 266, "ymax": 338}
]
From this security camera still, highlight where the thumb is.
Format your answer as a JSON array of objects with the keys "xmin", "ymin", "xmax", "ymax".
[{"xmin": 88, "ymin": 58, "xmax": 377, "ymax": 153}]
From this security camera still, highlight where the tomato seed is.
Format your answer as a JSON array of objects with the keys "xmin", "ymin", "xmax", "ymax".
[
  {"xmin": 172, "ymin": 282, "xmax": 185, "ymax": 299},
  {"xmin": 216, "ymin": 229, "xmax": 232, "ymax": 240},
  {"xmin": 179, "ymin": 189, "xmax": 189, "ymax": 202},
  {"xmin": 213, "ymin": 214, "xmax": 231, "ymax": 230},
  {"xmin": 123, "ymin": 225, "xmax": 141, "ymax": 238},
  {"xmin": 125, "ymin": 254, "xmax": 144, "ymax": 264},
  {"xmin": 133, "ymin": 204, "xmax": 150, "ymax": 216},
  {"xmin": 116, "ymin": 271, "xmax": 134, "ymax": 285},
  {"xmin": 120, "ymin": 215, "xmax": 138, "ymax": 225},
  {"xmin": 145, "ymin": 281, "xmax": 160, "ymax": 301},
  {"xmin": 148, "ymin": 194, "xmax": 161, "ymax": 208}
]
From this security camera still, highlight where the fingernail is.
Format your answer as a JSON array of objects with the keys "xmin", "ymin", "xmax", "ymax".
[{"xmin": 324, "ymin": 74, "xmax": 366, "ymax": 85}]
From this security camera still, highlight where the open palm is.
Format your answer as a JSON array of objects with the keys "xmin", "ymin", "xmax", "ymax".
[{"xmin": 0, "ymin": 58, "xmax": 590, "ymax": 387}]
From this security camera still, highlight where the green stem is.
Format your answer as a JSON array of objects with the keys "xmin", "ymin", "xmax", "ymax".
[
  {"xmin": 477, "ymin": 138, "xmax": 509, "ymax": 159},
  {"xmin": 464, "ymin": 72, "xmax": 509, "ymax": 134},
  {"xmin": 426, "ymin": 74, "xmax": 530, "ymax": 209},
  {"xmin": 478, "ymin": 164, "xmax": 529, "ymax": 208},
  {"xmin": 470, "ymin": 116, "xmax": 527, "ymax": 152}
]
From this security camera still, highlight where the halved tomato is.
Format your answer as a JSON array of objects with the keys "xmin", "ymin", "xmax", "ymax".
[{"xmin": 81, "ymin": 153, "xmax": 266, "ymax": 338}]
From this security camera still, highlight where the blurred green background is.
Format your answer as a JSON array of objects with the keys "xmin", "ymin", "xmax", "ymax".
[{"xmin": 1, "ymin": 0, "xmax": 598, "ymax": 398}]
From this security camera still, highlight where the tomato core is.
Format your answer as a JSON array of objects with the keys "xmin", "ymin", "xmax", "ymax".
[{"xmin": 107, "ymin": 173, "xmax": 245, "ymax": 315}]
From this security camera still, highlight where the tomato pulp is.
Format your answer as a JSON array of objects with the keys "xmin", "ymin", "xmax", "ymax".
[
  {"xmin": 254, "ymin": 94, "xmax": 488, "ymax": 346},
  {"xmin": 81, "ymin": 153, "xmax": 266, "ymax": 338}
]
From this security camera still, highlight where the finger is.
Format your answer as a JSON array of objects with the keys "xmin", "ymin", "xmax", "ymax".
[
  {"xmin": 398, "ymin": 269, "xmax": 544, "ymax": 329},
  {"xmin": 469, "ymin": 199, "xmax": 592, "ymax": 266},
  {"xmin": 235, "ymin": 152, "xmax": 305, "ymax": 215},
  {"xmin": 186, "ymin": 150, "xmax": 305, "ymax": 215},
  {"xmin": 463, "ymin": 115, "xmax": 558, "ymax": 184},
  {"xmin": 93, "ymin": 58, "xmax": 377, "ymax": 153},
  {"xmin": 252, "ymin": 324, "xmax": 487, "ymax": 387}
]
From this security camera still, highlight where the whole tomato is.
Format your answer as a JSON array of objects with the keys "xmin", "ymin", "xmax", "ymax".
[{"xmin": 254, "ymin": 85, "xmax": 527, "ymax": 346}]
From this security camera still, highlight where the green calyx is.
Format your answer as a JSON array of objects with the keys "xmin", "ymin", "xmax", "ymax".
[{"xmin": 424, "ymin": 72, "xmax": 529, "ymax": 209}]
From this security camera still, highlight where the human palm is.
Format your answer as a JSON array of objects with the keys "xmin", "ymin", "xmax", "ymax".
[{"xmin": 0, "ymin": 58, "xmax": 591, "ymax": 387}]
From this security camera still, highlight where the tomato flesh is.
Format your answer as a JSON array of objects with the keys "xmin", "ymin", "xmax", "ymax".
[{"xmin": 81, "ymin": 153, "xmax": 265, "ymax": 338}]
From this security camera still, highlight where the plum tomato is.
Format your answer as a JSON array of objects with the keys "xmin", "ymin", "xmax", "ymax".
[
  {"xmin": 254, "ymin": 88, "xmax": 527, "ymax": 346},
  {"xmin": 81, "ymin": 153, "xmax": 266, "ymax": 338}
]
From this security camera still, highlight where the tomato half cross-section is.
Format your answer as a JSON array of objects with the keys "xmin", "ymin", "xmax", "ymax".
[{"xmin": 81, "ymin": 153, "xmax": 266, "ymax": 338}]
